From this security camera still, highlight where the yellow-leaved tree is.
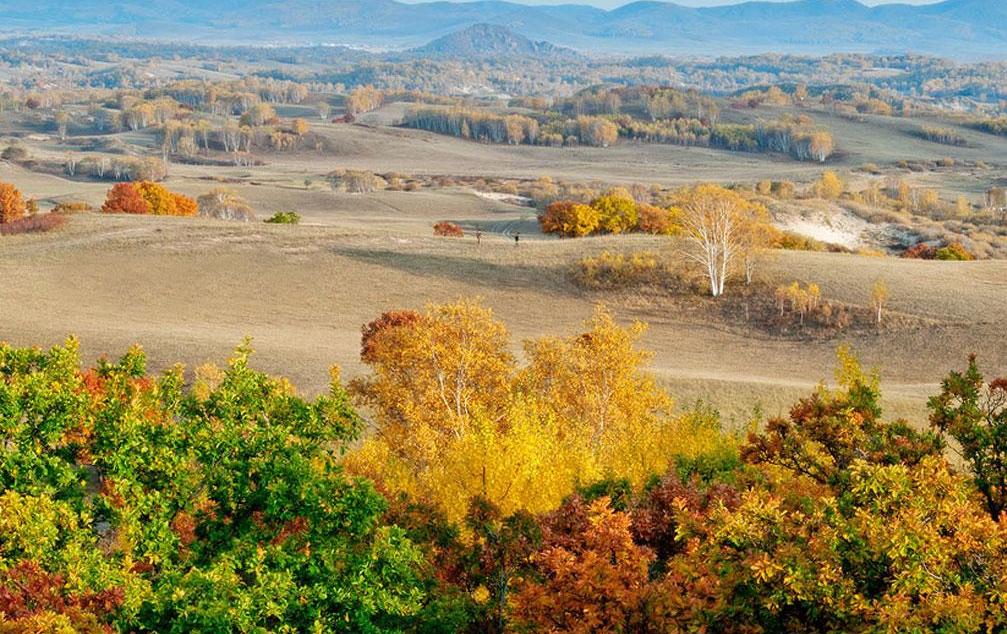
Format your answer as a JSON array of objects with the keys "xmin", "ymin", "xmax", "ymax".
[
  {"xmin": 520, "ymin": 307, "xmax": 719, "ymax": 488},
  {"xmin": 346, "ymin": 301, "xmax": 729, "ymax": 523}
]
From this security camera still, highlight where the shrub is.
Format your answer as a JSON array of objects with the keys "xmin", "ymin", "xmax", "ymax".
[
  {"xmin": 814, "ymin": 171, "xmax": 844, "ymax": 200},
  {"xmin": 51, "ymin": 201, "xmax": 94, "ymax": 214},
  {"xmin": 539, "ymin": 200, "xmax": 600, "ymax": 237},
  {"xmin": 573, "ymin": 251, "xmax": 663, "ymax": 289},
  {"xmin": 264, "ymin": 211, "xmax": 301, "ymax": 225},
  {"xmin": 917, "ymin": 126, "xmax": 967, "ymax": 146},
  {"xmin": 0, "ymin": 213, "xmax": 66, "ymax": 236},
  {"xmin": 902, "ymin": 243, "xmax": 937, "ymax": 259},
  {"xmin": 0, "ymin": 181, "xmax": 27, "ymax": 223},
  {"xmin": 935, "ymin": 242, "xmax": 975, "ymax": 261},
  {"xmin": 433, "ymin": 221, "xmax": 464, "ymax": 237},
  {"xmin": 637, "ymin": 204, "xmax": 679, "ymax": 235},
  {"xmin": 771, "ymin": 180, "xmax": 796, "ymax": 199},
  {"xmin": 1, "ymin": 145, "xmax": 28, "ymax": 162},
  {"xmin": 197, "ymin": 188, "xmax": 256, "ymax": 222},
  {"xmin": 171, "ymin": 193, "xmax": 198, "ymax": 217},
  {"xmin": 101, "ymin": 182, "xmax": 150, "ymax": 214},
  {"xmin": 773, "ymin": 230, "xmax": 828, "ymax": 252},
  {"xmin": 327, "ymin": 169, "xmax": 388, "ymax": 193},
  {"xmin": 136, "ymin": 186, "xmax": 193, "ymax": 217}
]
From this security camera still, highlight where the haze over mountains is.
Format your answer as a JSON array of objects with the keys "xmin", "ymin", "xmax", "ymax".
[{"xmin": 3, "ymin": 0, "xmax": 1006, "ymax": 57}]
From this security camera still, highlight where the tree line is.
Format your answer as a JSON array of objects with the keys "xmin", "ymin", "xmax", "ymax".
[{"xmin": 403, "ymin": 104, "xmax": 835, "ymax": 161}]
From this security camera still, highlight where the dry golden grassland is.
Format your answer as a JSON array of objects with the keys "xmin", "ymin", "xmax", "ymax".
[{"xmin": 2, "ymin": 103, "xmax": 1006, "ymax": 425}]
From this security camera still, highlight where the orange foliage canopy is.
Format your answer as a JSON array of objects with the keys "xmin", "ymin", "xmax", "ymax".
[
  {"xmin": 0, "ymin": 181, "xmax": 26, "ymax": 224},
  {"xmin": 101, "ymin": 182, "xmax": 150, "ymax": 215},
  {"xmin": 513, "ymin": 497, "xmax": 652, "ymax": 633},
  {"xmin": 102, "ymin": 182, "xmax": 197, "ymax": 216},
  {"xmin": 171, "ymin": 193, "xmax": 198, "ymax": 217}
]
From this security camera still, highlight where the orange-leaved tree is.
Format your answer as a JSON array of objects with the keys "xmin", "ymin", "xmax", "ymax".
[
  {"xmin": 513, "ymin": 497, "xmax": 653, "ymax": 634},
  {"xmin": 171, "ymin": 192, "xmax": 198, "ymax": 217},
  {"xmin": 101, "ymin": 182, "xmax": 150, "ymax": 214},
  {"xmin": 0, "ymin": 181, "xmax": 26, "ymax": 224},
  {"xmin": 539, "ymin": 200, "xmax": 600, "ymax": 237}
]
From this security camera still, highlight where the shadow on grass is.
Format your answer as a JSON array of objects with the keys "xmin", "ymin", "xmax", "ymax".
[{"xmin": 330, "ymin": 245, "xmax": 581, "ymax": 297}]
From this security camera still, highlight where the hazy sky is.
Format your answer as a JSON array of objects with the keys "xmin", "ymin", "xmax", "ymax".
[{"xmin": 402, "ymin": 0, "xmax": 943, "ymax": 7}]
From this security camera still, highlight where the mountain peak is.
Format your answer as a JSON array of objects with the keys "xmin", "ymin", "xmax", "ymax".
[{"xmin": 410, "ymin": 23, "xmax": 577, "ymax": 59}]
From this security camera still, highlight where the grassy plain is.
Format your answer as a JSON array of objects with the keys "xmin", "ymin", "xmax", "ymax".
[{"xmin": 2, "ymin": 102, "xmax": 1006, "ymax": 426}]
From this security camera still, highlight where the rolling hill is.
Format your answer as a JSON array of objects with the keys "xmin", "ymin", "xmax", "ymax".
[
  {"xmin": 0, "ymin": 0, "xmax": 1005, "ymax": 57},
  {"xmin": 408, "ymin": 23, "xmax": 580, "ymax": 59}
]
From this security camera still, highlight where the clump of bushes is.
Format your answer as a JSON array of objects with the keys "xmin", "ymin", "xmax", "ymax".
[
  {"xmin": 51, "ymin": 201, "xmax": 94, "ymax": 214},
  {"xmin": 902, "ymin": 241, "xmax": 975, "ymax": 261},
  {"xmin": 1, "ymin": 145, "xmax": 28, "ymax": 162},
  {"xmin": 101, "ymin": 181, "xmax": 197, "ymax": 216},
  {"xmin": 264, "ymin": 211, "xmax": 301, "ymax": 224},
  {"xmin": 772, "ymin": 230, "xmax": 831, "ymax": 252},
  {"xmin": 327, "ymin": 169, "xmax": 387, "ymax": 193},
  {"xmin": 773, "ymin": 281, "xmax": 852, "ymax": 329},
  {"xmin": 573, "ymin": 251, "xmax": 666, "ymax": 289},
  {"xmin": 433, "ymin": 221, "xmax": 464, "ymax": 237},
  {"xmin": 198, "ymin": 188, "xmax": 255, "ymax": 222},
  {"xmin": 936, "ymin": 242, "xmax": 975, "ymax": 261},
  {"xmin": 0, "ymin": 214, "xmax": 66, "ymax": 236},
  {"xmin": 540, "ymin": 188, "xmax": 678, "ymax": 238}
]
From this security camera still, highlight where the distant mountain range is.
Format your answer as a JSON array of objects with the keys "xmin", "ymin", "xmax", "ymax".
[{"xmin": 1, "ymin": 0, "xmax": 1006, "ymax": 58}]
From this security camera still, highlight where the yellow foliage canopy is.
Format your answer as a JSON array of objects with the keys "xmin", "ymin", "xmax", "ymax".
[{"xmin": 346, "ymin": 301, "xmax": 729, "ymax": 523}]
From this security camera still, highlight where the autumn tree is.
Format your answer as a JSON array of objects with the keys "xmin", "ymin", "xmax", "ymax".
[
  {"xmin": 929, "ymin": 356, "xmax": 1007, "ymax": 519},
  {"xmin": 54, "ymin": 110, "xmax": 70, "ymax": 140},
  {"xmin": 291, "ymin": 118, "xmax": 310, "ymax": 136},
  {"xmin": 0, "ymin": 181, "xmax": 26, "ymax": 224},
  {"xmin": 539, "ymin": 200, "xmax": 600, "ymax": 237},
  {"xmin": 651, "ymin": 350, "xmax": 997, "ymax": 632},
  {"xmin": 346, "ymin": 302, "xmax": 724, "ymax": 522},
  {"xmin": 871, "ymin": 278, "xmax": 888, "ymax": 324},
  {"xmin": 197, "ymin": 187, "xmax": 255, "ymax": 221},
  {"xmin": 519, "ymin": 307, "xmax": 717, "ymax": 488},
  {"xmin": 345, "ymin": 302, "xmax": 574, "ymax": 522},
  {"xmin": 815, "ymin": 170, "xmax": 844, "ymax": 199},
  {"xmin": 513, "ymin": 498, "xmax": 652, "ymax": 633},
  {"xmin": 743, "ymin": 346, "xmax": 942, "ymax": 487},
  {"xmin": 674, "ymin": 183, "xmax": 768, "ymax": 297},
  {"xmin": 592, "ymin": 188, "xmax": 639, "ymax": 234},
  {"xmin": 101, "ymin": 182, "xmax": 150, "ymax": 214},
  {"xmin": 240, "ymin": 102, "xmax": 276, "ymax": 126},
  {"xmin": 171, "ymin": 192, "xmax": 198, "ymax": 217},
  {"xmin": 637, "ymin": 203, "xmax": 679, "ymax": 235},
  {"xmin": 346, "ymin": 86, "xmax": 384, "ymax": 115},
  {"xmin": 350, "ymin": 300, "xmax": 515, "ymax": 472},
  {"xmin": 135, "ymin": 181, "xmax": 177, "ymax": 215},
  {"xmin": 736, "ymin": 203, "xmax": 774, "ymax": 284}
]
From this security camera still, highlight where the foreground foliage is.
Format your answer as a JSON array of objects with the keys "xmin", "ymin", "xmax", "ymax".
[
  {"xmin": 3, "ymin": 309, "xmax": 1007, "ymax": 632},
  {"xmin": 0, "ymin": 341, "xmax": 424, "ymax": 631}
]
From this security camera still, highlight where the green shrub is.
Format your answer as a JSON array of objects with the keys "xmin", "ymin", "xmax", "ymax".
[
  {"xmin": 264, "ymin": 211, "xmax": 301, "ymax": 224},
  {"xmin": 935, "ymin": 241, "xmax": 975, "ymax": 261}
]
